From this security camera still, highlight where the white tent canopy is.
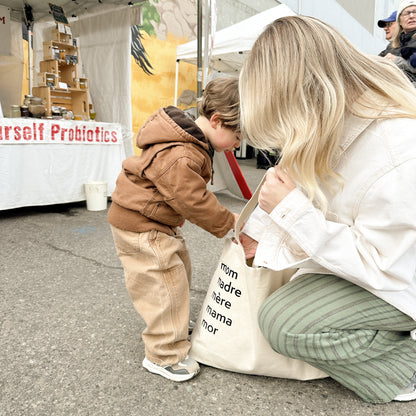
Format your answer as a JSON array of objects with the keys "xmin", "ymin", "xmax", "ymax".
[
  {"xmin": 174, "ymin": 3, "xmax": 295, "ymax": 105},
  {"xmin": 175, "ymin": 4, "xmax": 295, "ymax": 79}
]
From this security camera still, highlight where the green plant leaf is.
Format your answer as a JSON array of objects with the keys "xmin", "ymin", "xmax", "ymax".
[{"xmin": 142, "ymin": 2, "xmax": 161, "ymax": 37}]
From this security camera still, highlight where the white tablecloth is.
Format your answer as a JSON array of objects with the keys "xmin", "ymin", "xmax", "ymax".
[{"xmin": 0, "ymin": 118, "xmax": 132, "ymax": 210}]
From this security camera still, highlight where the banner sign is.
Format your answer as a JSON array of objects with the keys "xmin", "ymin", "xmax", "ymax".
[{"xmin": 0, "ymin": 119, "xmax": 122, "ymax": 145}]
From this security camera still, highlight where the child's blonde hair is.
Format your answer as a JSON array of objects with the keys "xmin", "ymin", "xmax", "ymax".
[
  {"xmin": 239, "ymin": 15, "xmax": 416, "ymax": 211},
  {"xmin": 198, "ymin": 77, "xmax": 240, "ymax": 132}
]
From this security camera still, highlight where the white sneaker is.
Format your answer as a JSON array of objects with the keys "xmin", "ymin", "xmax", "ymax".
[
  {"xmin": 142, "ymin": 356, "xmax": 200, "ymax": 382},
  {"xmin": 394, "ymin": 373, "xmax": 416, "ymax": 401}
]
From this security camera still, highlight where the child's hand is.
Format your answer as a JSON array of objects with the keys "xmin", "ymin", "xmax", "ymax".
[{"xmin": 239, "ymin": 232, "xmax": 258, "ymax": 259}]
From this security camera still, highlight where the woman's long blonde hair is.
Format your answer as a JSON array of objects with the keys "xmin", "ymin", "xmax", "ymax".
[{"xmin": 239, "ymin": 15, "xmax": 416, "ymax": 211}]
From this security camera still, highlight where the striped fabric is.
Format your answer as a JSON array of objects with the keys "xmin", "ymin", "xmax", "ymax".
[{"xmin": 258, "ymin": 273, "xmax": 416, "ymax": 403}]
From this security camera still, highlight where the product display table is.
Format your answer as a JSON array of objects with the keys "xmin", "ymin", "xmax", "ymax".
[{"xmin": 0, "ymin": 118, "xmax": 130, "ymax": 210}]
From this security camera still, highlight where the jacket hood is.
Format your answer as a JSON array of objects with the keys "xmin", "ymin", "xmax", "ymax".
[{"xmin": 136, "ymin": 106, "xmax": 211, "ymax": 154}]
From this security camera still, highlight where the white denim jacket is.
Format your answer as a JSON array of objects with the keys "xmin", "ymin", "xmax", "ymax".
[{"xmin": 243, "ymin": 114, "xmax": 416, "ymax": 320}]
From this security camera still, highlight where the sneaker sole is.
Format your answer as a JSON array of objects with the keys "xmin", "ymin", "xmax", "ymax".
[
  {"xmin": 394, "ymin": 390, "xmax": 416, "ymax": 401},
  {"xmin": 142, "ymin": 358, "xmax": 199, "ymax": 382}
]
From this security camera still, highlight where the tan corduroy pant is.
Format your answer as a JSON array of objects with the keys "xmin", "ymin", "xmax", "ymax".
[{"xmin": 110, "ymin": 225, "xmax": 192, "ymax": 366}]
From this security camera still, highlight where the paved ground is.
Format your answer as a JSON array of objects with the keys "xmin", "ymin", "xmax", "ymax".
[{"xmin": 1, "ymin": 158, "xmax": 415, "ymax": 416}]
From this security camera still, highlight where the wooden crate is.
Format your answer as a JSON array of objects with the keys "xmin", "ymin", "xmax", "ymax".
[
  {"xmin": 59, "ymin": 63, "xmax": 79, "ymax": 87},
  {"xmin": 37, "ymin": 72, "xmax": 59, "ymax": 88},
  {"xmin": 39, "ymin": 60, "xmax": 59, "ymax": 75},
  {"xmin": 33, "ymin": 86, "xmax": 69, "ymax": 116},
  {"xmin": 43, "ymin": 41, "xmax": 78, "ymax": 63},
  {"xmin": 70, "ymin": 89, "xmax": 89, "ymax": 119},
  {"xmin": 43, "ymin": 41, "xmax": 58, "ymax": 60},
  {"xmin": 51, "ymin": 28, "xmax": 72, "ymax": 45},
  {"xmin": 33, "ymin": 86, "xmax": 89, "ymax": 119}
]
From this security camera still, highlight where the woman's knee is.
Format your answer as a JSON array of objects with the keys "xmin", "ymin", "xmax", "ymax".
[
  {"xmin": 258, "ymin": 290, "xmax": 294, "ymax": 354},
  {"xmin": 258, "ymin": 276, "xmax": 322, "ymax": 355}
]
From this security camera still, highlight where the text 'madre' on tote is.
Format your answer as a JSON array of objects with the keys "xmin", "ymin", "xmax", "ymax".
[{"xmin": 189, "ymin": 174, "xmax": 327, "ymax": 380}]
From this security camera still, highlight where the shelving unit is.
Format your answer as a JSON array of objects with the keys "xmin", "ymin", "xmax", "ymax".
[{"xmin": 33, "ymin": 26, "xmax": 89, "ymax": 119}]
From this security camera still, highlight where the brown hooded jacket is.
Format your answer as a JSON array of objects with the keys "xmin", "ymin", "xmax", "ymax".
[{"xmin": 108, "ymin": 106, "xmax": 235, "ymax": 237}]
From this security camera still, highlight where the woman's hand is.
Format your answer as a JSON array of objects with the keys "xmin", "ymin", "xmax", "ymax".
[
  {"xmin": 259, "ymin": 167, "xmax": 296, "ymax": 214},
  {"xmin": 384, "ymin": 53, "xmax": 397, "ymax": 62},
  {"xmin": 239, "ymin": 232, "xmax": 258, "ymax": 259}
]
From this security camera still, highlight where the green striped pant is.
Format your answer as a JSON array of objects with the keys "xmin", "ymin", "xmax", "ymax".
[{"xmin": 258, "ymin": 273, "xmax": 416, "ymax": 403}]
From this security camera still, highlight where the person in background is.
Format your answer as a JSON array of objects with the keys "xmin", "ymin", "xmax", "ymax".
[
  {"xmin": 108, "ymin": 77, "xmax": 241, "ymax": 382},
  {"xmin": 379, "ymin": 10, "xmax": 398, "ymax": 41},
  {"xmin": 384, "ymin": 0, "xmax": 416, "ymax": 85},
  {"xmin": 378, "ymin": 11, "xmax": 398, "ymax": 57},
  {"xmin": 239, "ymin": 15, "xmax": 416, "ymax": 404}
]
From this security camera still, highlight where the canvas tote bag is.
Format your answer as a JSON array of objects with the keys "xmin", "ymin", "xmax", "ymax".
[{"xmin": 189, "ymin": 175, "xmax": 327, "ymax": 380}]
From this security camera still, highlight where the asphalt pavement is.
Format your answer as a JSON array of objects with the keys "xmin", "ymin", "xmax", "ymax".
[{"xmin": 1, "ymin": 158, "xmax": 415, "ymax": 416}]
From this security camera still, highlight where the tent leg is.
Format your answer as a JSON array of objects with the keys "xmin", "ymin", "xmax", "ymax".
[
  {"xmin": 28, "ymin": 27, "xmax": 32, "ymax": 95},
  {"xmin": 203, "ymin": 0, "xmax": 210, "ymax": 88},
  {"xmin": 224, "ymin": 152, "xmax": 252, "ymax": 200},
  {"xmin": 197, "ymin": 0, "xmax": 202, "ymax": 98},
  {"xmin": 174, "ymin": 59, "xmax": 179, "ymax": 106}
]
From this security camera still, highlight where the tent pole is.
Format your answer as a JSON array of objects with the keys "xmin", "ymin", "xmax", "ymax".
[
  {"xmin": 203, "ymin": 0, "xmax": 210, "ymax": 88},
  {"xmin": 174, "ymin": 59, "xmax": 179, "ymax": 106},
  {"xmin": 197, "ymin": 0, "xmax": 202, "ymax": 99},
  {"xmin": 28, "ymin": 27, "xmax": 32, "ymax": 95}
]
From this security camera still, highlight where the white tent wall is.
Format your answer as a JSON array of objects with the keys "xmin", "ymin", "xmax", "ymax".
[
  {"xmin": 0, "ymin": 5, "xmax": 11, "ymax": 55},
  {"xmin": 71, "ymin": 5, "xmax": 132, "ymax": 131},
  {"xmin": 32, "ymin": 4, "xmax": 134, "ymax": 156},
  {"xmin": 0, "ymin": 14, "xmax": 23, "ymax": 117},
  {"xmin": 1, "ymin": 1, "xmax": 136, "ymax": 157},
  {"xmin": 33, "ymin": 5, "xmax": 132, "ymax": 129}
]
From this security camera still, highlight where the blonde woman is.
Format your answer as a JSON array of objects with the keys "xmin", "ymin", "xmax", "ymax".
[{"xmin": 239, "ymin": 15, "xmax": 416, "ymax": 404}]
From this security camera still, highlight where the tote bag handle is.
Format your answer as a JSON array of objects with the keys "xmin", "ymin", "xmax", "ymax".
[{"xmin": 234, "ymin": 173, "xmax": 267, "ymax": 241}]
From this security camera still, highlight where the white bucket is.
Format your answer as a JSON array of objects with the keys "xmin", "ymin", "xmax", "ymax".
[{"xmin": 84, "ymin": 181, "xmax": 108, "ymax": 211}]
